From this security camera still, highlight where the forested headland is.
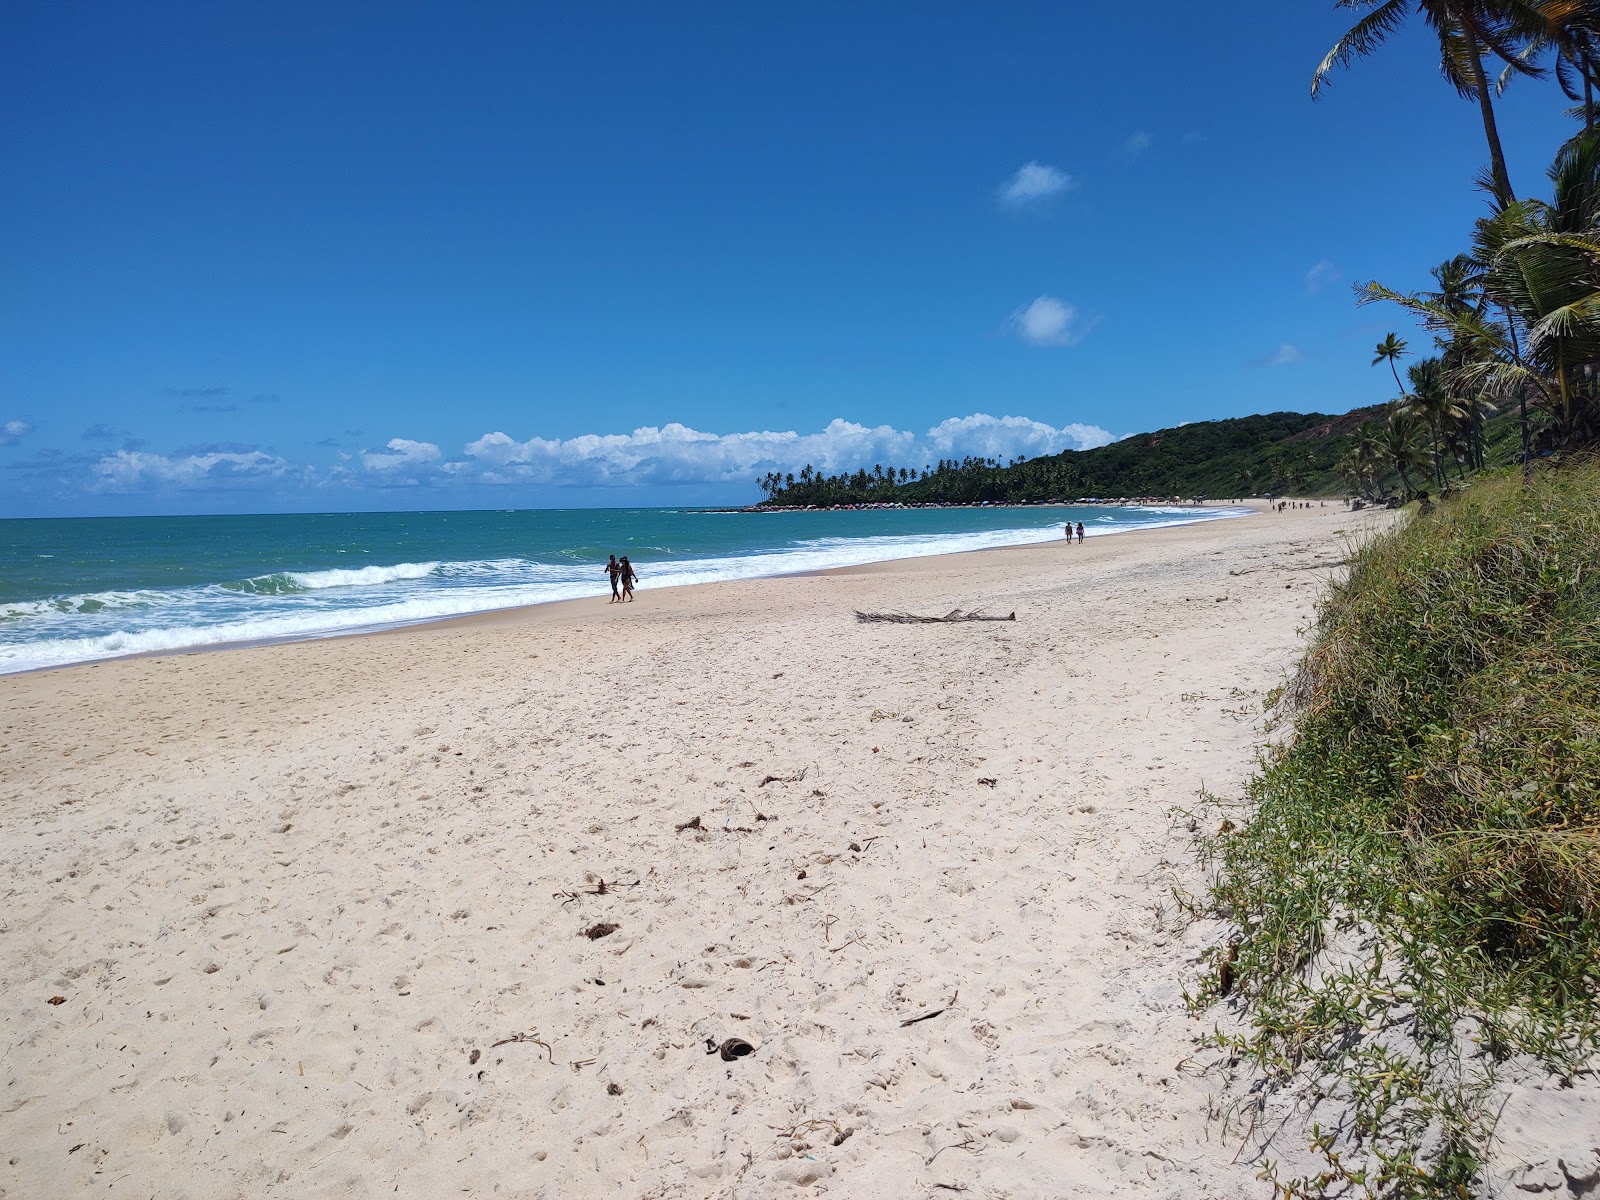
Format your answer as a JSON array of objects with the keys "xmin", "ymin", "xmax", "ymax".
[{"xmin": 754, "ymin": 404, "xmax": 1533, "ymax": 507}]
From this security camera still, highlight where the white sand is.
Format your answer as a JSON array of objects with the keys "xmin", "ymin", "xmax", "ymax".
[{"xmin": 2, "ymin": 503, "xmax": 1388, "ymax": 1198}]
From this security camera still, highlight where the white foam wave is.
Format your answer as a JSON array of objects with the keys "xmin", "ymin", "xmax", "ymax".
[
  {"xmin": 1, "ymin": 589, "xmax": 168, "ymax": 620},
  {"xmin": 286, "ymin": 561, "xmax": 441, "ymax": 589}
]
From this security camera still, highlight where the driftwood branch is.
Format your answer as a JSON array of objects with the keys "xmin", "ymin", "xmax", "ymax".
[
  {"xmin": 900, "ymin": 988, "xmax": 960, "ymax": 1026},
  {"xmin": 855, "ymin": 608, "xmax": 1015, "ymax": 625}
]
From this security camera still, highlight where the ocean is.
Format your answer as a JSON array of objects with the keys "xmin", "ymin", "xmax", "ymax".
[{"xmin": 0, "ymin": 503, "xmax": 1241, "ymax": 674}]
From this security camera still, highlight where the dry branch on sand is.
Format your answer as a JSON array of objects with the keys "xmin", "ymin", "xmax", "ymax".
[{"xmin": 854, "ymin": 608, "xmax": 1015, "ymax": 624}]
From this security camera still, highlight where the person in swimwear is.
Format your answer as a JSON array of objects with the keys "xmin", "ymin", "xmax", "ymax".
[
  {"xmin": 604, "ymin": 554, "xmax": 622, "ymax": 602},
  {"xmin": 619, "ymin": 555, "xmax": 638, "ymax": 602},
  {"xmin": 1076, "ymin": 522, "xmax": 1085, "ymax": 543}
]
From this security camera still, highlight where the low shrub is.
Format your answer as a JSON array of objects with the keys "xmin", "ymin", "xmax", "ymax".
[{"xmin": 1199, "ymin": 459, "xmax": 1600, "ymax": 1198}]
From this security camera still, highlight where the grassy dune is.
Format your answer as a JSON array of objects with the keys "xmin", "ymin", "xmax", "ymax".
[{"xmin": 1199, "ymin": 461, "xmax": 1600, "ymax": 1197}]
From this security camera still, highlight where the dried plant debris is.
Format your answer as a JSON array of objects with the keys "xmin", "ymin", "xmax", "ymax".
[
  {"xmin": 900, "ymin": 989, "xmax": 960, "ymax": 1027},
  {"xmin": 554, "ymin": 877, "xmax": 640, "ymax": 905},
  {"xmin": 491, "ymin": 1032, "xmax": 555, "ymax": 1062},
  {"xmin": 855, "ymin": 608, "xmax": 1015, "ymax": 624}
]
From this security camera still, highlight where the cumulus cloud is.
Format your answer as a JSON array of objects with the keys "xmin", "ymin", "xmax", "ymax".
[
  {"xmin": 91, "ymin": 448, "xmax": 290, "ymax": 492},
  {"xmin": 454, "ymin": 415, "xmax": 1113, "ymax": 488},
  {"xmin": 1011, "ymin": 296, "xmax": 1088, "ymax": 347},
  {"xmin": 74, "ymin": 415, "xmax": 1117, "ymax": 496},
  {"xmin": 999, "ymin": 161, "xmax": 1074, "ymax": 206},
  {"xmin": 461, "ymin": 421, "xmax": 911, "ymax": 486},
  {"xmin": 1, "ymin": 419, "xmax": 33, "ymax": 445},
  {"xmin": 362, "ymin": 438, "xmax": 442, "ymax": 471},
  {"xmin": 924, "ymin": 413, "xmax": 1115, "ymax": 456},
  {"xmin": 1305, "ymin": 259, "xmax": 1341, "ymax": 294}
]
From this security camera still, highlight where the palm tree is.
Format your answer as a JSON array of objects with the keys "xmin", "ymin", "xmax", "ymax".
[
  {"xmin": 1422, "ymin": 253, "xmax": 1488, "ymax": 316},
  {"xmin": 1402, "ymin": 357, "xmax": 1454, "ymax": 486},
  {"xmin": 1343, "ymin": 422, "xmax": 1394, "ymax": 499},
  {"xmin": 1536, "ymin": 0, "xmax": 1600, "ymax": 135},
  {"xmin": 1374, "ymin": 332, "xmax": 1410, "ymax": 394},
  {"xmin": 1361, "ymin": 130, "xmax": 1600, "ymax": 456},
  {"xmin": 1382, "ymin": 407, "xmax": 1432, "ymax": 497},
  {"xmin": 1312, "ymin": 0, "xmax": 1545, "ymax": 201}
]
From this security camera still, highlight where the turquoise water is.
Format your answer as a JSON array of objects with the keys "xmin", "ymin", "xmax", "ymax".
[{"xmin": 0, "ymin": 504, "xmax": 1241, "ymax": 673}]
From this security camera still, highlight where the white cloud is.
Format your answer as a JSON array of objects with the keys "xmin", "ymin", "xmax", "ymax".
[
  {"xmin": 924, "ymin": 413, "xmax": 1115, "ymax": 456},
  {"xmin": 91, "ymin": 448, "xmax": 289, "ymax": 491},
  {"xmin": 1123, "ymin": 131, "xmax": 1153, "ymax": 157},
  {"xmin": 1305, "ymin": 259, "xmax": 1341, "ymax": 294},
  {"xmin": 1260, "ymin": 343, "xmax": 1304, "ymax": 367},
  {"xmin": 459, "ymin": 414, "xmax": 1114, "ymax": 488},
  {"xmin": 362, "ymin": 438, "xmax": 442, "ymax": 471},
  {"xmin": 1012, "ymin": 295, "xmax": 1087, "ymax": 347},
  {"xmin": 78, "ymin": 415, "xmax": 1118, "ymax": 497},
  {"xmin": 999, "ymin": 161, "xmax": 1074, "ymax": 205},
  {"xmin": 1, "ymin": 419, "xmax": 33, "ymax": 445}
]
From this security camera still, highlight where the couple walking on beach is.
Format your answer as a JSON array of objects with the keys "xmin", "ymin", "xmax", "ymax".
[{"xmin": 605, "ymin": 554, "xmax": 638, "ymax": 603}]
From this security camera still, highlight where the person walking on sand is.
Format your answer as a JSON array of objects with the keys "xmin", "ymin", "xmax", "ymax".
[
  {"xmin": 1064, "ymin": 522, "xmax": 1074, "ymax": 543},
  {"xmin": 1076, "ymin": 522, "xmax": 1085, "ymax": 543},
  {"xmin": 619, "ymin": 555, "xmax": 637, "ymax": 602},
  {"xmin": 604, "ymin": 554, "xmax": 622, "ymax": 603}
]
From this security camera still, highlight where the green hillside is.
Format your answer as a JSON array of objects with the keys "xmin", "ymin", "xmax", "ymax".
[
  {"xmin": 755, "ymin": 405, "xmax": 1536, "ymax": 507},
  {"xmin": 755, "ymin": 407, "xmax": 1380, "ymax": 506}
]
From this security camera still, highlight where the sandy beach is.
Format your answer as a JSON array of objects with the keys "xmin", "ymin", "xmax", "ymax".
[{"xmin": 2, "ymin": 503, "xmax": 1384, "ymax": 1199}]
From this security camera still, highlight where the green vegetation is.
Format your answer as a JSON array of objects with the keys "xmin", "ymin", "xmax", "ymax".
[
  {"xmin": 754, "ymin": 406, "xmax": 1538, "ymax": 507},
  {"xmin": 1359, "ymin": 131, "xmax": 1600, "ymax": 470},
  {"xmin": 1193, "ymin": 463, "xmax": 1600, "ymax": 1196},
  {"xmin": 756, "ymin": 409, "xmax": 1374, "ymax": 506},
  {"xmin": 1177, "ymin": 10, "xmax": 1600, "ymax": 1192}
]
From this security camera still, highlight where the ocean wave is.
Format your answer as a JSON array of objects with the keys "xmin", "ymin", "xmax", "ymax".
[
  {"xmin": 0, "ymin": 506, "xmax": 1244, "ymax": 674},
  {"xmin": 1, "ymin": 589, "xmax": 168, "ymax": 621},
  {"xmin": 0, "ymin": 580, "xmax": 601, "ymax": 674},
  {"xmin": 285, "ymin": 561, "xmax": 442, "ymax": 589},
  {"xmin": 222, "ymin": 572, "xmax": 309, "ymax": 595}
]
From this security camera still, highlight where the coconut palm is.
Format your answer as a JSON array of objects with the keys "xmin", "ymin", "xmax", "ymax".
[
  {"xmin": 1403, "ymin": 357, "xmax": 1452, "ymax": 486},
  {"xmin": 1534, "ymin": 0, "xmax": 1600, "ymax": 134},
  {"xmin": 1374, "ymin": 332, "xmax": 1411, "ymax": 394},
  {"xmin": 1313, "ymin": 0, "xmax": 1546, "ymax": 201},
  {"xmin": 1361, "ymin": 131, "xmax": 1600, "ymax": 453},
  {"xmin": 1386, "ymin": 408, "xmax": 1435, "ymax": 497},
  {"xmin": 1344, "ymin": 421, "xmax": 1395, "ymax": 499},
  {"xmin": 1422, "ymin": 253, "xmax": 1489, "ymax": 317}
]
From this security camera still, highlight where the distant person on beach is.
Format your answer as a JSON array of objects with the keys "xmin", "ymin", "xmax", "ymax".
[
  {"xmin": 1065, "ymin": 523, "xmax": 1074, "ymax": 542},
  {"xmin": 604, "ymin": 554, "xmax": 622, "ymax": 602},
  {"xmin": 619, "ymin": 556, "xmax": 637, "ymax": 602},
  {"xmin": 1076, "ymin": 522, "xmax": 1085, "ymax": 543}
]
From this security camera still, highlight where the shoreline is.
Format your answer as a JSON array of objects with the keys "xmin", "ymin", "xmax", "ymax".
[{"xmin": 2, "ymin": 502, "xmax": 1266, "ymax": 678}]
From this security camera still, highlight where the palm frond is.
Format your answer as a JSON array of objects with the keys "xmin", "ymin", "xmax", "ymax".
[{"xmin": 1313, "ymin": 0, "xmax": 1411, "ymax": 97}]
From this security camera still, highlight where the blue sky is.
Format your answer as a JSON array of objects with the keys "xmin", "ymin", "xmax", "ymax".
[{"xmin": 0, "ymin": 2, "xmax": 1577, "ymax": 515}]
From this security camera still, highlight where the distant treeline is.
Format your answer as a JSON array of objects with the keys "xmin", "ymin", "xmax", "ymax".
[{"xmin": 756, "ymin": 410, "xmax": 1386, "ymax": 506}]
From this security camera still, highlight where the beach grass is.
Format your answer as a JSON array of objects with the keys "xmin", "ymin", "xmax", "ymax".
[{"xmin": 1194, "ymin": 459, "xmax": 1600, "ymax": 1198}]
